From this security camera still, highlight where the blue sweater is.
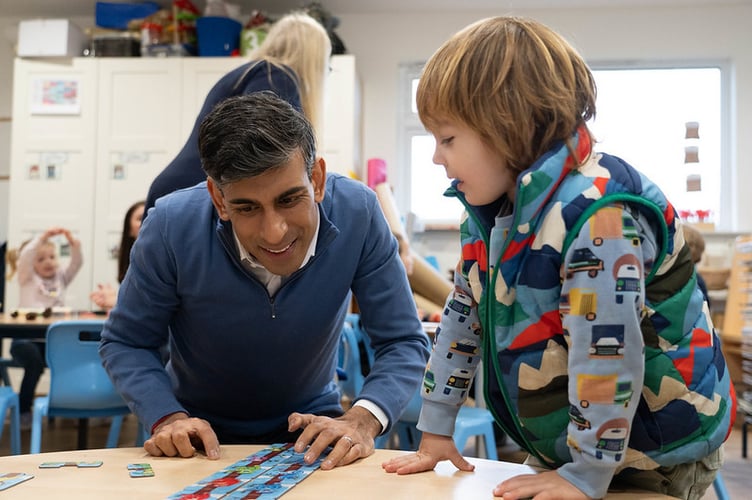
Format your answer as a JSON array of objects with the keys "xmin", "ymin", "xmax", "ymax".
[
  {"xmin": 100, "ymin": 174, "xmax": 430, "ymax": 438},
  {"xmin": 145, "ymin": 61, "xmax": 301, "ymax": 212}
]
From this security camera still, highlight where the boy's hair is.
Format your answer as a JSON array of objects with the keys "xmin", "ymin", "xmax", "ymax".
[
  {"xmin": 246, "ymin": 11, "xmax": 331, "ymax": 135},
  {"xmin": 198, "ymin": 92, "xmax": 316, "ymax": 187},
  {"xmin": 417, "ymin": 16, "xmax": 597, "ymax": 175}
]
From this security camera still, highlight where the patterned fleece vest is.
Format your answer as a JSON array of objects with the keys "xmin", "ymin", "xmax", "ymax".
[{"xmin": 451, "ymin": 127, "xmax": 736, "ymax": 468}]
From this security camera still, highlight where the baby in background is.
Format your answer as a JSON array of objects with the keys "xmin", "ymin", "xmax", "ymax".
[{"xmin": 7, "ymin": 226, "xmax": 83, "ymax": 309}]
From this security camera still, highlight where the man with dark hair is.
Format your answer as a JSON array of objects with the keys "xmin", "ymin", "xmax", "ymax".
[{"xmin": 100, "ymin": 92, "xmax": 429, "ymax": 469}]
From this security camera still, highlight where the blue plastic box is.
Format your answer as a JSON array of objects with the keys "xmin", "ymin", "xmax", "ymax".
[
  {"xmin": 196, "ymin": 17, "xmax": 242, "ymax": 57},
  {"xmin": 95, "ymin": 1, "xmax": 161, "ymax": 30}
]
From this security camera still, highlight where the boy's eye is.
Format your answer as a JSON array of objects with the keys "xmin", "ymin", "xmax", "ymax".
[{"xmin": 440, "ymin": 136, "xmax": 454, "ymax": 145}]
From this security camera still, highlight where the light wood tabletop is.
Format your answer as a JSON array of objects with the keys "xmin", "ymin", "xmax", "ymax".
[{"xmin": 0, "ymin": 445, "xmax": 675, "ymax": 499}]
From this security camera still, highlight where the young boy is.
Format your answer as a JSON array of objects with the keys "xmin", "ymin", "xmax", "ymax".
[{"xmin": 382, "ymin": 16, "xmax": 735, "ymax": 500}]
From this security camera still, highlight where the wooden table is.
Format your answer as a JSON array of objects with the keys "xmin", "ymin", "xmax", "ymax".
[
  {"xmin": 0, "ymin": 311, "xmax": 107, "ymax": 340},
  {"xmin": 0, "ymin": 446, "xmax": 674, "ymax": 499}
]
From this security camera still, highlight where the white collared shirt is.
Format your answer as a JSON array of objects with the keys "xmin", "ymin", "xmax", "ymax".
[{"xmin": 231, "ymin": 210, "xmax": 388, "ymax": 433}]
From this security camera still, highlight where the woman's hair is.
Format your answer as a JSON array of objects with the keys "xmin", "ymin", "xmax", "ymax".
[
  {"xmin": 118, "ymin": 200, "xmax": 145, "ymax": 283},
  {"xmin": 416, "ymin": 16, "xmax": 597, "ymax": 175},
  {"xmin": 251, "ymin": 11, "xmax": 331, "ymax": 135}
]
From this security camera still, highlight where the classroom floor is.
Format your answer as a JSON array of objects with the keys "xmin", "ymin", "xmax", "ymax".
[{"xmin": 0, "ymin": 412, "xmax": 748, "ymax": 498}]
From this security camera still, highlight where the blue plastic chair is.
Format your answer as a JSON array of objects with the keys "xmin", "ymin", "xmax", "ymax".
[
  {"xmin": 0, "ymin": 385, "xmax": 21, "ymax": 455},
  {"xmin": 338, "ymin": 314, "xmax": 498, "ymax": 458},
  {"xmin": 30, "ymin": 319, "xmax": 141, "ymax": 454}
]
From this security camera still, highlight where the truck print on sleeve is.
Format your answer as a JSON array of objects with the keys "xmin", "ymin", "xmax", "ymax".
[
  {"xmin": 560, "ymin": 288, "xmax": 597, "ymax": 321},
  {"xmin": 444, "ymin": 289, "xmax": 473, "ymax": 323},
  {"xmin": 594, "ymin": 418, "xmax": 630, "ymax": 461},
  {"xmin": 577, "ymin": 374, "xmax": 633, "ymax": 408},
  {"xmin": 590, "ymin": 206, "xmax": 640, "ymax": 247},
  {"xmin": 443, "ymin": 368, "xmax": 471, "ymax": 399},
  {"xmin": 446, "ymin": 339, "xmax": 479, "ymax": 363},
  {"xmin": 588, "ymin": 325, "xmax": 625, "ymax": 358},
  {"xmin": 566, "ymin": 248, "xmax": 604, "ymax": 279}
]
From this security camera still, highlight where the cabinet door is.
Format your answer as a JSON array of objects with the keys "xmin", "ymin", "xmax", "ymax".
[
  {"xmin": 90, "ymin": 58, "xmax": 183, "ymax": 297},
  {"xmin": 180, "ymin": 57, "xmax": 249, "ymax": 141},
  {"xmin": 322, "ymin": 54, "xmax": 362, "ymax": 178},
  {"xmin": 5, "ymin": 58, "xmax": 98, "ymax": 311}
]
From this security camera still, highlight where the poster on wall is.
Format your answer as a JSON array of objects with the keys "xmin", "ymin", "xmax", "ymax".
[{"xmin": 30, "ymin": 78, "xmax": 81, "ymax": 115}]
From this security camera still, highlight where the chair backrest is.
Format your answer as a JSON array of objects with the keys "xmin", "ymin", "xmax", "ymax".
[
  {"xmin": 337, "ymin": 315, "xmax": 367, "ymax": 401},
  {"xmin": 45, "ymin": 319, "xmax": 127, "ymax": 410},
  {"xmin": 338, "ymin": 314, "xmax": 424, "ymax": 424}
]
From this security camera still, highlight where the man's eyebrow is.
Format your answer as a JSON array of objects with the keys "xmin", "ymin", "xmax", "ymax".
[{"xmin": 226, "ymin": 186, "xmax": 307, "ymax": 205}]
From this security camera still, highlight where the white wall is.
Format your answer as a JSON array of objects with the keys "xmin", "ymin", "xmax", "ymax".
[
  {"xmin": 330, "ymin": 4, "xmax": 752, "ymax": 272},
  {"xmin": 1, "ymin": 4, "xmax": 751, "ymax": 272}
]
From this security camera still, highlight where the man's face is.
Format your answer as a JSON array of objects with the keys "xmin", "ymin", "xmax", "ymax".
[{"xmin": 208, "ymin": 151, "xmax": 326, "ymax": 277}]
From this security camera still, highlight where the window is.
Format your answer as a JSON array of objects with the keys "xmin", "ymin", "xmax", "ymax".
[
  {"xmin": 588, "ymin": 65, "xmax": 726, "ymax": 227},
  {"xmin": 398, "ymin": 62, "xmax": 729, "ymax": 229},
  {"xmin": 397, "ymin": 63, "xmax": 464, "ymax": 228}
]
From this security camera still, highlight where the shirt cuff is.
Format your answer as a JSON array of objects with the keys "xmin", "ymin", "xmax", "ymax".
[{"xmin": 354, "ymin": 399, "xmax": 388, "ymax": 435}]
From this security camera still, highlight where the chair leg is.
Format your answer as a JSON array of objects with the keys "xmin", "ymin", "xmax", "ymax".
[
  {"xmin": 9, "ymin": 394, "xmax": 21, "ymax": 455},
  {"xmin": 482, "ymin": 427, "xmax": 498, "ymax": 460},
  {"xmin": 713, "ymin": 472, "xmax": 731, "ymax": 500},
  {"xmin": 30, "ymin": 400, "xmax": 47, "ymax": 454},
  {"xmin": 105, "ymin": 415, "xmax": 124, "ymax": 448}
]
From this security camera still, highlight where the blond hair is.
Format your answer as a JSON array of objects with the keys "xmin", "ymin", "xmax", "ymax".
[
  {"xmin": 417, "ymin": 16, "xmax": 596, "ymax": 175},
  {"xmin": 250, "ymin": 12, "xmax": 331, "ymax": 135}
]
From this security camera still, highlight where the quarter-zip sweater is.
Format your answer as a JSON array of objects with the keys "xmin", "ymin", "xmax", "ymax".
[
  {"xmin": 100, "ymin": 174, "xmax": 430, "ymax": 439},
  {"xmin": 417, "ymin": 128, "xmax": 735, "ymax": 499}
]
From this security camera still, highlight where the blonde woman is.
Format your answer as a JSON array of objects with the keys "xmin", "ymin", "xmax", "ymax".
[{"xmin": 145, "ymin": 11, "xmax": 331, "ymax": 212}]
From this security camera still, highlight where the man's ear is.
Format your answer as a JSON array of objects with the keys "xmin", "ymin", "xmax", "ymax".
[
  {"xmin": 207, "ymin": 177, "xmax": 230, "ymax": 220},
  {"xmin": 311, "ymin": 157, "xmax": 326, "ymax": 203}
]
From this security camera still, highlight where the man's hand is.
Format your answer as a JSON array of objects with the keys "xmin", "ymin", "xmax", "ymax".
[
  {"xmin": 143, "ymin": 412, "xmax": 220, "ymax": 460},
  {"xmin": 288, "ymin": 406, "xmax": 381, "ymax": 470},
  {"xmin": 381, "ymin": 432, "xmax": 474, "ymax": 474},
  {"xmin": 494, "ymin": 470, "xmax": 589, "ymax": 500}
]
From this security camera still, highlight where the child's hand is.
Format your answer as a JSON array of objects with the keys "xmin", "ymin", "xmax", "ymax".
[
  {"xmin": 494, "ymin": 470, "xmax": 589, "ymax": 500},
  {"xmin": 381, "ymin": 432, "xmax": 474, "ymax": 475},
  {"xmin": 60, "ymin": 228, "xmax": 80, "ymax": 247},
  {"xmin": 90, "ymin": 283, "xmax": 116, "ymax": 310},
  {"xmin": 42, "ymin": 226, "xmax": 65, "ymax": 240}
]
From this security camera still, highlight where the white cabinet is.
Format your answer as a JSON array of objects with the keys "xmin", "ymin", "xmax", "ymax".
[
  {"xmin": 323, "ymin": 54, "xmax": 362, "ymax": 178},
  {"xmin": 5, "ymin": 55, "xmax": 361, "ymax": 311}
]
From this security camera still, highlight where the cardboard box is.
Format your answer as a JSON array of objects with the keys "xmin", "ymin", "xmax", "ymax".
[{"xmin": 17, "ymin": 19, "xmax": 88, "ymax": 57}]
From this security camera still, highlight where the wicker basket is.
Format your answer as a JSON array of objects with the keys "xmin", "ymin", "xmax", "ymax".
[{"xmin": 698, "ymin": 267, "xmax": 731, "ymax": 290}]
